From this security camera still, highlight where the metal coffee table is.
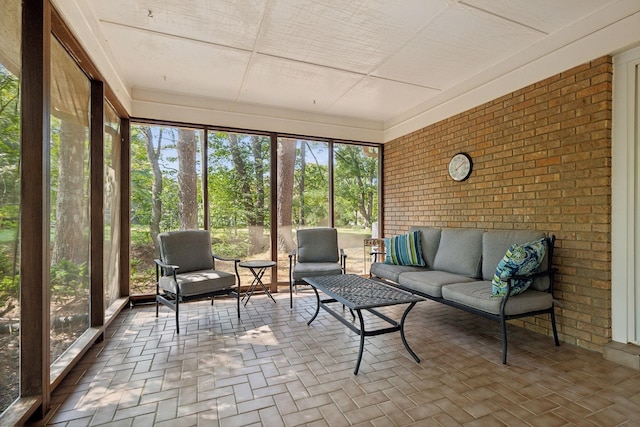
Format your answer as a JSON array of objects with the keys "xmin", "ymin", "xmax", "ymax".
[{"xmin": 303, "ymin": 274, "xmax": 424, "ymax": 374}]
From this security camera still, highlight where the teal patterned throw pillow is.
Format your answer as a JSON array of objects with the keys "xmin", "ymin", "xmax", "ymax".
[
  {"xmin": 491, "ymin": 238, "xmax": 546, "ymax": 297},
  {"xmin": 384, "ymin": 231, "xmax": 425, "ymax": 266}
]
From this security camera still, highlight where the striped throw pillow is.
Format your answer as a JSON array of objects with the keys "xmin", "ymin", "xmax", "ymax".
[{"xmin": 384, "ymin": 231, "xmax": 425, "ymax": 266}]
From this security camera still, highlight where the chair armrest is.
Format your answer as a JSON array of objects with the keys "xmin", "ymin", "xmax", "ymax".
[
  {"xmin": 339, "ymin": 249, "xmax": 347, "ymax": 273},
  {"xmin": 212, "ymin": 253, "xmax": 240, "ymax": 263},
  {"xmin": 154, "ymin": 259, "xmax": 179, "ymax": 284},
  {"xmin": 154, "ymin": 258, "xmax": 179, "ymax": 269}
]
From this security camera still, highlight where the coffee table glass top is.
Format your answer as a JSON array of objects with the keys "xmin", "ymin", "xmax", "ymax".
[{"xmin": 302, "ymin": 274, "xmax": 423, "ymax": 310}]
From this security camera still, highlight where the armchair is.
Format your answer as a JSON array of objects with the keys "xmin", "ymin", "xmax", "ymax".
[
  {"xmin": 288, "ymin": 227, "xmax": 346, "ymax": 308},
  {"xmin": 155, "ymin": 230, "xmax": 241, "ymax": 333}
]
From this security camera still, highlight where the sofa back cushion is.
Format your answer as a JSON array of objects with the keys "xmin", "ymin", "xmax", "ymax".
[
  {"xmin": 433, "ymin": 228, "xmax": 483, "ymax": 277},
  {"xmin": 482, "ymin": 230, "xmax": 551, "ymax": 291},
  {"xmin": 409, "ymin": 226, "xmax": 441, "ymax": 269}
]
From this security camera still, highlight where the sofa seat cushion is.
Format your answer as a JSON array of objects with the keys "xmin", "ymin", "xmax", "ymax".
[
  {"xmin": 293, "ymin": 262, "xmax": 343, "ymax": 281},
  {"xmin": 398, "ymin": 271, "xmax": 475, "ymax": 298},
  {"xmin": 441, "ymin": 281, "xmax": 553, "ymax": 316},
  {"xmin": 370, "ymin": 262, "xmax": 426, "ymax": 283},
  {"xmin": 160, "ymin": 269, "xmax": 236, "ymax": 297}
]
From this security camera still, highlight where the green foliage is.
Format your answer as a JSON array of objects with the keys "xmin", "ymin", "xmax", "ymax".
[
  {"xmin": 334, "ymin": 145, "xmax": 378, "ymax": 227},
  {"xmin": 0, "ymin": 245, "xmax": 18, "ymax": 309},
  {"xmin": 50, "ymin": 259, "xmax": 89, "ymax": 303}
]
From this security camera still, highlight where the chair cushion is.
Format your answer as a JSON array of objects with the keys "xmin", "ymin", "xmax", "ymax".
[
  {"xmin": 442, "ymin": 281, "xmax": 553, "ymax": 316},
  {"xmin": 296, "ymin": 228, "xmax": 339, "ymax": 263},
  {"xmin": 158, "ymin": 230, "xmax": 214, "ymax": 273},
  {"xmin": 159, "ymin": 269, "xmax": 236, "ymax": 297},
  {"xmin": 433, "ymin": 228, "xmax": 483, "ymax": 277},
  {"xmin": 491, "ymin": 238, "xmax": 547, "ymax": 296},
  {"xmin": 293, "ymin": 262, "xmax": 342, "ymax": 281},
  {"xmin": 384, "ymin": 231, "xmax": 425, "ymax": 266}
]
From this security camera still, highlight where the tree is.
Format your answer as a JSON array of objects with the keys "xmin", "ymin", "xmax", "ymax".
[
  {"xmin": 51, "ymin": 117, "xmax": 88, "ymax": 264},
  {"xmin": 334, "ymin": 145, "xmax": 378, "ymax": 227},
  {"xmin": 177, "ymin": 128, "xmax": 197, "ymax": 229},
  {"xmin": 142, "ymin": 126, "xmax": 163, "ymax": 253},
  {"xmin": 277, "ymin": 139, "xmax": 296, "ymax": 252}
]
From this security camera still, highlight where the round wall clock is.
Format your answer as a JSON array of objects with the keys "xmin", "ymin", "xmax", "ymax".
[{"xmin": 448, "ymin": 152, "xmax": 473, "ymax": 182}]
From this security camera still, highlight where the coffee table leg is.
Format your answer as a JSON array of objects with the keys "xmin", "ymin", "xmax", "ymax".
[
  {"xmin": 400, "ymin": 302, "xmax": 420, "ymax": 363},
  {"xmin": 307, "ymin": 286, "xmax": 320, "ymax": 326},
  {"xmin": 354, "ymin": 309, "xmax": 366, "ymax": 375}
]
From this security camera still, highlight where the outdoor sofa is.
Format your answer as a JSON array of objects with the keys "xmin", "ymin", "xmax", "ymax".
[{"xmin": 370, "ymin": 226, "xmax": 559, "ymax": 364}]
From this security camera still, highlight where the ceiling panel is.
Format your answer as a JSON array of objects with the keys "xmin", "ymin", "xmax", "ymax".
[
  {"xmin": 62, "ymin": 0, "xmax": 639, "ymax": 128},
  {"xmin": 257, "ymin": 0, "xmax": 448, "ymax": 74},
  {"xmin": 373, "ymin": 3, "xmax": 544, "ymax": 90},
  {"xmin": 462, "ymin": 0, "xmax": 613, "ymax": 34},
  {"xmin": 328, "ymin": 77, "xmax": 441, "ymax": 122},
  {"xmin": 90, "ymin": 0, "xmax": 266, "ymax": 50},
  {"xmin": 239, "ymin": 54, "xmax": 363, "ymax": 112},
  {"xmin": 100, "ymin": 23, "xmax": 251, "ymax": 99}
]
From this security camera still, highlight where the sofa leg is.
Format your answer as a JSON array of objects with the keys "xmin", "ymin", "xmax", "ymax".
[
  {"xmin": 550, "ymin": 309, "xmax": 560, "ymax": 346},
  {"xmin": 501, "ymin": 318, "xmax": 508, "ymax": 364}
]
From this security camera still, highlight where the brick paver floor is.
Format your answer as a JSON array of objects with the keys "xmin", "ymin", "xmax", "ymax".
[{"xmin": 40, "ymin": 289, "xmax": 640, "ymax": 426}]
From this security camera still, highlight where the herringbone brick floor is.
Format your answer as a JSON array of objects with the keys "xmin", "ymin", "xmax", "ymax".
[{"xmin": 41, "ymin": 290, "xmax": 640, "ymax": 426}]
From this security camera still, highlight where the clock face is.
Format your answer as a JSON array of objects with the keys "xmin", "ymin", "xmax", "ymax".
[{"xmin": 448, "ymin": 153, "xmax": 472, "ymax": 181}]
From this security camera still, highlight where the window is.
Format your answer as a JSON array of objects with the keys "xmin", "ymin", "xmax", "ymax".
[
  {"xmin": 130, "ymin": 130, "xmax": 380, "ymax": 294},
  {"xmin": 130, "ymin": 124, "xmax": 204, "ymax": 294},
  {"xmin": 0, "ymin": 0, "xmax": 21, "ymax": 414},
  {"xmin": 104, "ymin": 102, "xmax": 121, "ymax": 311},
  {"xmin": 333, "ymin": 144, "xmax": 379, "ymax": 274},
  {"xmin": 276, "ymin": 138, "xmax": 330, "ymax": 281},
  {"xmin": 207, "ymin": 131, "xmax": 271, "ymax": 286},
  {"xmin": 49, "ymin": 36, "xmax": 91, "ymax": 363}
]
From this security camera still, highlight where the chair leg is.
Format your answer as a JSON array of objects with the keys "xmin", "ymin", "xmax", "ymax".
[
  {"xmin": 237, "ymin": 285, "xmax": 241, "ymax": 319},
  {"xmin": 175, "ymin": 299, "xmax": 180, "ymax": 335},
  {"xmin": 290, "ymin": 280, "xmax": 293, "ymax": 308}
]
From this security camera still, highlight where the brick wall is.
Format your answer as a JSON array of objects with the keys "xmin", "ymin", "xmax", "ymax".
[{"xmin": 383, "ymin": 56, "xmax": 612, "ymax": 353}]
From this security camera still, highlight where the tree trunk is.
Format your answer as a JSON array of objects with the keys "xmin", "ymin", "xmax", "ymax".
[
  {"xmin": 277, "ymin": 138, "xmax": 296, "ymax": 252},
  {"xmin": 250, "ymin": 135, "xmax": 266, "ymax": 254},
  {"xmin": 299, "ymin": 141, "xmax": 306, "ymax": 226},
  {"xmin": 52, "ymin": 119, "xmax": 87, "ymax": 264},
  {"xmin": 143, "ymin": 126, "xmax": 162, "ymax": 253},
  {"xmin": 177, "ymin": 129, "xmax": 197, "ymax": 230}
]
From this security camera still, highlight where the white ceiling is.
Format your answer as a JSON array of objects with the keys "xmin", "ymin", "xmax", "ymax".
[{"xmin": 54, "ymin": 0, "xmax": 640, "ymax": 142}]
